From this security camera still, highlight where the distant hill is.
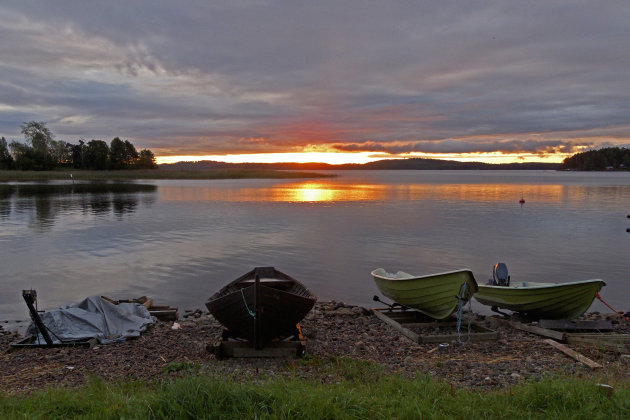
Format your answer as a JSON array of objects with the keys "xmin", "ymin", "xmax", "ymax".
[
  {"xmin": 160, "ymin": 158, "xmax": 560, "ymax": 171},
  {"xmin": 560, "ymin": 147, "xmax": 630, "ymax": 171},
  {"xmin": 359, "ymin": 158, "xmax": 558, "ymax": 170}
]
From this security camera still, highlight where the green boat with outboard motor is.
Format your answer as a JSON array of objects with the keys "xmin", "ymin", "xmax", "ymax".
[
  {"xmin": 474, "ymin": 262, "xmax": 606, "ymax": 320},
  {"xmin": 371, "ymin": 268, "xmax": 478, "ymax": 320}
]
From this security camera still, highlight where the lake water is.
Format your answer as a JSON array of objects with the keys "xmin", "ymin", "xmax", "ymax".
[{"xmin": 2, "ymin": 170, "xmax": 630, "ymax": 325}]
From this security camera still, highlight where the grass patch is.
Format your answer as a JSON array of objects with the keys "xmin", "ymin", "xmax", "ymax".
[
  {"xmin": 0, "ymin": 169, "xmax": 334, "ymax": 181},
  {"xmin": 1, "ymin": 358, "xmax": 628, "ymax": 419},
  {"xmin": 161, "ymin": 361, "xmax": 201, "ymax": 374}
]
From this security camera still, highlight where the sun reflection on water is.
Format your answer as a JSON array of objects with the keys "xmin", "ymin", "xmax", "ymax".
[
  {"xmin": 158, "ymin": 178, "xmax": 630, "ymax": 205},
  {"xmin": 271, "ymin": 181, "xmax": 386, "ymax": 202}
]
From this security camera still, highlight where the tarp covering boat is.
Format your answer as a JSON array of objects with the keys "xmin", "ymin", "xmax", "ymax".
[{"xmin": 26, "ymin": 296, "xmax": 154, "ymax": 344}]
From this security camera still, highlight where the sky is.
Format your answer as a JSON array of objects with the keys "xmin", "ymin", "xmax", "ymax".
[{"xmin": 1, "ymin": 1, "xmax": 629, "ymax": 165}]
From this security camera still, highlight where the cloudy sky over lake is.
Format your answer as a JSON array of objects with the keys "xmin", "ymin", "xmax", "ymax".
[{"xmin": 1, "ymin": 1, "xmax": 629, "ymax": 163}]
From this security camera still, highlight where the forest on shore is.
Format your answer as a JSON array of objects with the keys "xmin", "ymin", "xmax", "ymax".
[
  {"xmin": 559, "ymin": 147, "xmax": 630, "ymax": 171},
  {"xmin": 0, "ymin": 122, "xmax": 157, "ymax": 171}
]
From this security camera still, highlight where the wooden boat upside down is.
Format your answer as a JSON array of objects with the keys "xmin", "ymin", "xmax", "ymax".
[
  {"xmin": 205, "ymin": 267, "xmax": 317, "ymax": 348},
  {"xmin": 371, "ymin": 268, "xmax": 478, "ymax": 320}
]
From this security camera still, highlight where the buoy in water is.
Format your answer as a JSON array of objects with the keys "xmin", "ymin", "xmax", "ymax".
[{"xmin": 519, "ymin": 194, "xmax": 525, "ymax": 204}]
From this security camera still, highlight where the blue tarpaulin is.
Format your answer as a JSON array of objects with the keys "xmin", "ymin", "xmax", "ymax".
[{"xmin": 27, "ymin": 296, "xmax": 154, "ymax": 344}]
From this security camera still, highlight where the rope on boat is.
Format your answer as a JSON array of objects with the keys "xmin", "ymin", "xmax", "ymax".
[
  {"xmin": 595, "ymin": 292, "xmax": 630, "ymax": 323},
  {"xmin": 240, "ymin": 288, "xmax": 256, "ymax": 317},
  {"xmin": 456, "ymin": 282, "xmax": 472, "ymax": 345}
]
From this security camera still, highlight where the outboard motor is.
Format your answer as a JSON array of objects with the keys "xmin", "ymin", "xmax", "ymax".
[{"xmin": 492, "ymin": 262, "xmax": 510, "ymax": 286}]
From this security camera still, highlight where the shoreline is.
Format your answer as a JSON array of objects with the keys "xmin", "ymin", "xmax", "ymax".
[
  {"xmin": 2, "ymin": 301, "xmax": 629, "ymax": 396},
  {"xmin": 0, "ymin": 169, "xmax": 336, "ymax": 182}
]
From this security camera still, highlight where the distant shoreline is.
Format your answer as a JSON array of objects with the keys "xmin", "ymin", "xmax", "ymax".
[
  {"xmin": 159, "ymin": 158, "xmax": 560, "ymax": 172},
  {"xmin": 0, "ymin": 169, "xmax": 335, "ymax": 182}
]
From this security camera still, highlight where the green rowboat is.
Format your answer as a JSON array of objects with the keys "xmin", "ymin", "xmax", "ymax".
[
  {"xmin": 474, "ymin": 279, "xmax": 606, "ymax": 320},
  {"xmin": 371, "ymin": 268, "xmax": 478, "ymax": 320}
]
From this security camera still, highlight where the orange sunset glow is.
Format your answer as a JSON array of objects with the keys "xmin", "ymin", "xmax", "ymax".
[{"xmin": 155, "ymin": 151, "xmax": 568, "ymax": 166}]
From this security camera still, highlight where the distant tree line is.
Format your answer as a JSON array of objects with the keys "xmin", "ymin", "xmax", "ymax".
[
  {"xmin": 161, "ymin": 158, "xmax": 560, "ymax": 171},
  {"xmin": 560, "ymin": 147, "xmax": 630, "ymax": 171},
  {"xmin": 0, "ymin": 121, "xmax": 157, "ymax": 171}
]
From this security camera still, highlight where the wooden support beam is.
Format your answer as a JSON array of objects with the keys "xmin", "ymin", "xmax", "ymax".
[
  {"xmin": 567, "ymin": 333, "xmax": 630, "ymax": 342},
  {"xmin": 399, "ymin": 321, "xmax": 458, "ymax": 328},
  {"xmin": 149, "ymin": 309, "xmax": 178, "ymax": 321},
  {"xmin": 100, "ymin": 296, "xmax": 118, "ymax": 305},
  {"xmin": 494, "ymin": 318, "xmax": 565, "ymax": 341},
  {"xmin": 566, "ymin": 334, "xmax": 630, "ymax": 353},
  {"xmin": 544, "ymin": 339, "xmax": 603, "ymax": 369},
  {"xmin": 219, "ymin": 340, "xmax": 303, "ymax": 358},
  {"xmin": 539, "ymin": 319, "xmax": 612, "ymax": 331},
  {"xmin": 372, "ymin": 308, "xmax": 497, "ymax": 344},
  {"xmin": 372, "ymin": 308, "xmax": 421, "ymax": 343}
]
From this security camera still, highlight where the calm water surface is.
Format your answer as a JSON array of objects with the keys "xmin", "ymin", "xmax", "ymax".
[{"xmin": 2, "ymin": 170, "xmax": 630, "ymax": 323}]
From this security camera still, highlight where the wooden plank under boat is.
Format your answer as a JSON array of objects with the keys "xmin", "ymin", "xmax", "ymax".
[
  {"xmin": 371, "ymin": 268, "xmax": 478, "ymax": 320},
  {"xmin": 205, "ymin": 267, "xmax": 317, "ymax": 347},
  {"xmin": 474, "ymin": 279, "xmax": 606, "ymax": 320}
]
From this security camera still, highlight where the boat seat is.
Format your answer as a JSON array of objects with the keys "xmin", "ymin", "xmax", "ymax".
[
  {"xmin": 236, "ymin": 278, "xmax": 293, "ymax": 290},
  {"xmin": 492, "ymin": 262, "xmax": 510, "ymax": 286}
]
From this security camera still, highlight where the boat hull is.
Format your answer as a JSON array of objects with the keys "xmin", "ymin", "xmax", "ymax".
[
  {"xmin": 371, "ymin": 268, "xmax": 478, "ymax": 320},
  {"xmin": 205, "ymin": 267, "xmax": 316, "ymax": 344},
  {"xmin": 474, "ymin": 279, "xmax": 605, "ymax": 319}
]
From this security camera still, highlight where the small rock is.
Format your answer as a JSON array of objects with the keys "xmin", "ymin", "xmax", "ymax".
[
  {"xmin": 351, "ymin": 307, "xmax": 364, "ymax": 316},
  {"xmin": 510, "ymin": 373, "xmax": 521, "ymax": 379},
  {"xmin": 597, "ymin": 384, "xmax": 614, "ymax": 397}
]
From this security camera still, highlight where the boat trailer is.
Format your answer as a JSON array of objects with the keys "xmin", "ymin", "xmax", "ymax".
[
  {"xmin": 371, "ymin": 305, "xmax": 498, "ymax": 344},
  {"xmin": 210, "ymin": 323, "xmax": 306, "ymax": 359}
]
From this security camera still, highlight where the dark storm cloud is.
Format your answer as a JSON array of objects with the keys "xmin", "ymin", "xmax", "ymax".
[
  {"xmin": 332, "ymin": 138, "xmax": 590, "ymax": 155},
  {"xmin": 0, "ymin": 1, "xmax": 629, "ymax": 156}
]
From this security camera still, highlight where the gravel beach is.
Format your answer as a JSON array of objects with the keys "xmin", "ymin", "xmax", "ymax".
[{"xmin": 2, "ymin": 302, "xmax": 629, "ymax": 395}]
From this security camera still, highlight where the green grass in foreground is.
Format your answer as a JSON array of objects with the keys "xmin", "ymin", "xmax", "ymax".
[
  {"xmin": 1, "ymin": 358, "xmax": 628, "ymax": 419},
  {"xmin": 0, "ymin": 169, "xmax": 334, "ymax": 181}
]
